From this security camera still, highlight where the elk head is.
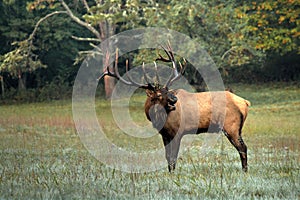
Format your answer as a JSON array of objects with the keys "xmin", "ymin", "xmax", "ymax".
[
  {"xmin": 99, "ymin": 44, "xmax": 186, "ymax": 130},
  {"xmin": 144, "ymin": 85, "xmax": 177, "ymax": 130}
]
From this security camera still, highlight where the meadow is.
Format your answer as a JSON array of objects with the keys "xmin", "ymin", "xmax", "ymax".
[{"xmin": 0, "ymin": 83, "xmax": 299, "ymax": 199}]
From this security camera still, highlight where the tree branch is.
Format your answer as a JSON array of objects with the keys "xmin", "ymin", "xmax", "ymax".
[
  {"xmin": 71, "ymin": 35, "xmax": 101, "ymax": 42},
  {"xmin": 60, "ymin": 0, "xmax": 101, "ymax": 39},
  {"xmin": 78, "ymin": 50, "xmax": 102, "ymax": 56},
  {"xmin": 89, "ymin": 43, "xmax": 102, "ymax": 53},
  {"xmin": 27, "ymin": 10, "xmax": 68, "ymax": 69},
  {"xmin": 81, "ymin": 0, "xmax": 90, "ymax": 13},
  {"xmin": 28, "ymin": 11, "xmax": 68, "ymax": 48},
  {"xmin": 221, "ymin": 46, "xmax": 239, "ymax": 60}
]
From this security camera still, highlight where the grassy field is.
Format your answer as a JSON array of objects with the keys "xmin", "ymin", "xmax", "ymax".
[{"xmin": 0, "ymin": 83, "xmax": 299, "ymax": 199}]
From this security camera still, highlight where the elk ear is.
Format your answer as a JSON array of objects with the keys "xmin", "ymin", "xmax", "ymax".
[{"xmin": 146, "ymin": 89, "xmax": 154, "ymax": 97}]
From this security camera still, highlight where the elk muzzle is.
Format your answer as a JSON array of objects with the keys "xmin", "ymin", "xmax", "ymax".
[{"xmin": 166, "ymin": 92, "xmax": 177, "ymax": 112}]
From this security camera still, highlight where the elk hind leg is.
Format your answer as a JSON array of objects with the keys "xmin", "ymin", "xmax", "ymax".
[{"xmin": 224, "ymin": 131, "xmax": 248, "ymax": 172}]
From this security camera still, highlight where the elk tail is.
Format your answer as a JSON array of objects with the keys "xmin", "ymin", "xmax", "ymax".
[{"xmin": 245, "ymin": 100, "xmax": 251, "ymax": 107}]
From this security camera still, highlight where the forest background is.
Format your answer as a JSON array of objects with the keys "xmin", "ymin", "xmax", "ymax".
[{"xmin": 0, "ymin": 0, "xmax": 299, "ymax": 102}]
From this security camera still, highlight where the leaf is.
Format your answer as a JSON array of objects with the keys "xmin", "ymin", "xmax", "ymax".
[{"xmin": 278, "ymin": 16, "xmax": 285, "ymax": 24}]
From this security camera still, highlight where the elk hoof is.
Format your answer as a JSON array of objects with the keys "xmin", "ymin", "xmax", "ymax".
[{"xmin": 168, "ymin": 163, "xmax": 176, "ymax": 172}]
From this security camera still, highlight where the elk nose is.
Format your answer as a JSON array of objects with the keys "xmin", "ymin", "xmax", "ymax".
[{"xmin": 167, "ymin": 94, "xmax": 177, "ymax": 105}]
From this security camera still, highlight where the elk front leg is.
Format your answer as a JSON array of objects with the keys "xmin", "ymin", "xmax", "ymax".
[{"xmin": 162, "ymin": 135, "xmax": 181, "ymax": 172}]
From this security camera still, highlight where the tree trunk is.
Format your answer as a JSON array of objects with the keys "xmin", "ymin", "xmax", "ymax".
[
  {"xmin": 0, "ymin": 76, "xmax": 4, "ymax": 98},
  {"xmin": 104, "ymin": 76, "xmax": 115, "ymax": 99},
  {"xmin": 18, "ymin": 70, "xmax": 26, "ymax": 91},
  {"xmin": 60, "ymin": 0, "xmax": 116, "ymax": 99},
  {"xmin": 100, "ymin": 20, "xmax": 116, "ymax": 99},
  {"xmin": 104, "ymin": 65, "xmax": 115, "ymax": 99}
]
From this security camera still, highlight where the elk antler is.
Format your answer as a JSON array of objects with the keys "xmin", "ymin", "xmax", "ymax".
[
  {"xmin": 156, "ymin": 42, "xmax": 186, "ymax": 89},
  {"xmin": 98, "ymin": 48, "xmax": 154, "ymax": 90},
  {"xmin": 154, "ymin": 61, "xmax": 160, "ymax": 83}
]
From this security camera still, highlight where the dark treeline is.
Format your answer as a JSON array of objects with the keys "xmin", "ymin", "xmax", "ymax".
[{"xmin": 0, "ymin": 0, "xmax": 299, "ymax": 102}]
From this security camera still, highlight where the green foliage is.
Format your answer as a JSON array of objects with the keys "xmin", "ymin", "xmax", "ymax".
[
  {"xmin": 1, "ymin": 0, "xmax": 299, "ymax": 101},
  {"xmin": 0, "ymin": 0, "xmax": 35, "ymax": 50},
  {"xmin": 0, "ymin": 87, "xmax": 34, "ymax": 102},
  {"xmin": 81, "ymin": 0, "xmax": 142, "ymax": 31},
  {"xmin": 2, "ymin": 0, "xmax": 16, "ymax": 5},
  {"xmin": 0, "ymin": 0, "xmax": 48, "ymax": 89},
  {"xmin": 0, "ymin": 40, "xmax": 46, "ymax": 77},
  {"xmin": 26, "ymin": 0, "xmax": 58, "ymax": 11},
  {"xmin": 37, "ymin": 77, "xmax": 72, "ymax": 101},
  {"xmin": 237, "ymin": 0, "xmax": 300, "ymax": 55},
  {"xmin": 0, "ymin": 0, "xmax": 91, "ymax": 93},
  {"xmin": 142, "ymin": 0, "xmax": 263, "ymax": 69},
  {"xmin": 83, "ymin": 0, "xmax": 123, "ymax": 25},
  {"xmin": 0, "ymin": 80, "xmax": 72, "ymax": 103},
  {"xmin": 138, "ymin": 0, "xmax": 299, "ymax": 81}
]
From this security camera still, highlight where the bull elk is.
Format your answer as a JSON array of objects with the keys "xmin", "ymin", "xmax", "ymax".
[{"xmin": 99, "ymin": 44, "xmax": 251, "ymax": 172}]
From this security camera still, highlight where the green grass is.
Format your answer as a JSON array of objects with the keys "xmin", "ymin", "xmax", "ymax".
[{"xmin": 0, "ymin": 83, "xmax": 299, "ymax": 199}]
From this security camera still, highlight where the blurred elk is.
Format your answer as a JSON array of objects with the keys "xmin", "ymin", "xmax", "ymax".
[{"xmin": 99, "ymin": 44, "xmax": 251, "ymax": 172}]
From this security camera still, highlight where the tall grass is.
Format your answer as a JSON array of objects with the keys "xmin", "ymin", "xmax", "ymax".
[{"xmin": 0, "ymin": 83, "xmax": 299, "ymax": 199}]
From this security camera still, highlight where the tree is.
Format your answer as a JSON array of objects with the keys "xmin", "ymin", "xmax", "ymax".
[
  {"xmin": 0, "ymin": 0, "xmax": 46, "ymax": 90},
  {"xmin": 0, "ymin": 0, "xmax": 87, "ymax": 93},
  {"xmin": 0, "ymin": 40, "xmax": 45, "ymax": 90},
  {"xmin": 28, "ymin": 0, "xmax": 142, "ymax": 98}
]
